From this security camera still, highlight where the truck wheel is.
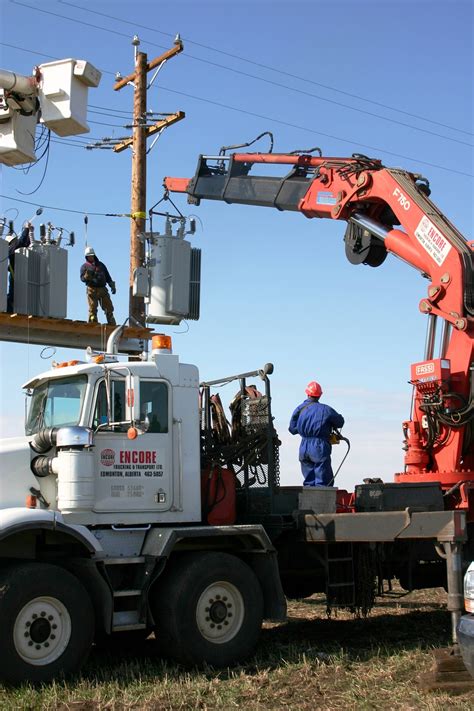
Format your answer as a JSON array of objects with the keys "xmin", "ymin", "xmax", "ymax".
[
  {"xmin": 0, "ymin": 562, "xmax": 95, "ymax": 684},
  {"xmin": 152, "ymin": 552, "xmax": 263, "ymax": 667}
]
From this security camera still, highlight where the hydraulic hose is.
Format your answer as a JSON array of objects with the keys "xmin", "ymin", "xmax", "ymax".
[{"xmin": 328, "ymin": 434, "xmax": 351, "ymax": 486}]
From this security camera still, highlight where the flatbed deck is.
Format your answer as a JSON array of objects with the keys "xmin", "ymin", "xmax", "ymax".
[{"xmin": 0, "ymin": 312, "xmax": 154, "ymax": 353}]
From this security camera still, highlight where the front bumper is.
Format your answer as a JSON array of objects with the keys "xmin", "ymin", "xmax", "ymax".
[{"xmin": 457, "ymin": 614, "xmax": 474, "ymax": 678}]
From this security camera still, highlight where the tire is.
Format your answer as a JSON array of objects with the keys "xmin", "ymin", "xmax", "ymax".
[
  {"xmin": 151, "ymin": 552, "xmax": 263, "ymax": 667},
  {"xmin": 0, "ymin": 562, "xmax": 95, "ymax": 684}
]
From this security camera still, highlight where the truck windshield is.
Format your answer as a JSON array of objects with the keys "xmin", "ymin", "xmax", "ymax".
[{"xmin": 25, "ymin": 375, "xmax": 88, "ymax": 435}]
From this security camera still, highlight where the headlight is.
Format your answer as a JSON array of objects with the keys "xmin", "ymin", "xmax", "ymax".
[{"xmin": 464, "ymin": 569, "xmax": 474, "ymax": 612}]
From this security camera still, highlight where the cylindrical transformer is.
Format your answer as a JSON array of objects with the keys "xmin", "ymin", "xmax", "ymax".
[{"xmin": 148, "ymin": 234, "xmax": 191, "ymax": 324}]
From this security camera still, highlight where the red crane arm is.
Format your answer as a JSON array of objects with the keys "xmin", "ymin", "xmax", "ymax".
[
  {"xmin": 164, "ymin": 152, "xmax": 473, "ymax": 327},
  {"xmin": 164, "ymin": 151, "xmax": 474, "ymax": 492}
]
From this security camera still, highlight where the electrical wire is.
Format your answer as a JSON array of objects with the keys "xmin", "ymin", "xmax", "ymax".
[
  {"xmin": 0, "ymin": 46, "xmax": 472, "ymax": 177},
  {"xmin": 40, "ymin": 346, "xmax": 56, "ymax": 359},
  {"xmin": 9, "ymin": 125, "xmax": 40, "ymax": 174},
  {"xmin": 89, "ymin": 105, "xmax": 133, "ymax": 117},
  {"xmin": 89, "ymin": 108, "xmax": 131, "ymax": 120},
  {"xmin": 8, "ymin": 1, "xmax": 474, "ymax": 147},
  {"xmin": 0, "ymin": 193, "xmax": 126, "ymax": 217},
  {"xmin": 49, "ymin": 140, "xmax": 94, "ymax": 149},
  {"xmin": 89, "ymin": 119, "xmax": 127, "ymax": 128},
  {"xmin": 16, "ymin": 130, "xmax": 51, "ymax": 195},
  {"xmin": 58, "ymin": 0, "xmax": 473, "ymax": 138},
  {"xmin": 9, "ymin": 125, "xmax": 51, "ymax": 181},
  {"xmin": 49, "ymin": 138, "xmax": 100, "ymax": 148},
  {"xmin": 183, "ymin": 55, "xmax": 473, "ymax": 148},
  {"xmin": 147, "ymin": 85, "xmax": 474, "ymax": 178}
]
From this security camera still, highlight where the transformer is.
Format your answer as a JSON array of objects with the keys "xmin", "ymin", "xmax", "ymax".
[
  {"xmin": 13, "ymin": 243, "xmax": 68, "ymax": 318},
  {"xmin": 143, "ymin": 232, "xmax": 201, "ymax": 325},
  {"xmin": 0, "ymin": 238, "xmax": 8, "ymax": 312}
]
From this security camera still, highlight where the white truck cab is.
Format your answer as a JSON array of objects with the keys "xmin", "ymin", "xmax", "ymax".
[{"xmin": 13, "ymin": 345, "xmax": 201, "ymax": 526}]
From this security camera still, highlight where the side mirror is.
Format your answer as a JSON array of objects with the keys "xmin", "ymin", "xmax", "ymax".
[{"xmin": 139, "ymin": 414, "xmax": 150, "ymax": 433}]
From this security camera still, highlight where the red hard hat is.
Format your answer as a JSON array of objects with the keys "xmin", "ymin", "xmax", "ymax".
[{"xmin": 305, "ymin": 381, "xmax": 322, "ymax": 398}]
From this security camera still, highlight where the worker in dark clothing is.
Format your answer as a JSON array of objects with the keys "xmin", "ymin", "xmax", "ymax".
[
  {"xmin": 6, "ymin": 225, "xmax": 31, "ymax": 313},
  {"xmin": 80, "ymin": 246, "xmax": 116, "ymax": 325},
  {"xmin": 289, "ymin": 381, "xmax": 344, "ymax": 487}
]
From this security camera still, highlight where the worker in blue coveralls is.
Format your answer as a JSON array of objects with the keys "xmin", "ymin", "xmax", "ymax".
[{"xmin": 289, "ymin": 381, "xmax": 344, "ymax": 487}]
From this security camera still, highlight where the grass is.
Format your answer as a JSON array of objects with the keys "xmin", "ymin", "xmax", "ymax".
[{"xmin": 1, "ymin": 588, "xmax": 473, "ymax": 710}]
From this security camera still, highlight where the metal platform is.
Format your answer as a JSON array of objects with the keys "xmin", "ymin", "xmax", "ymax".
[
  {"xmin": 0, "ymin": 313, "xmax": 155, "ymax": 354},
  {"xmin": 303, "ymin": 509, "xmax": 466, "ymax": 544}
]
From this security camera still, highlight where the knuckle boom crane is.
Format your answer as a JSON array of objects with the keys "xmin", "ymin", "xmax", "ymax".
[
  {"xmin": 164, "ymin": 149, "xmax": 474, "ymax": 511},
  {"xmin": 1, "ymin": 148, "xmax": 473, "ymax": 683}
]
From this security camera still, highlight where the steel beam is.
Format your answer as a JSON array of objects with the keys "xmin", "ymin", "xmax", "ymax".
[{"xmin": 304, "ymin": 510, "xmax": 467, "ymax": 543}]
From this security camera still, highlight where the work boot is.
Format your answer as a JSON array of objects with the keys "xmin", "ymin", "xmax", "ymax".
[
  {"xmin": 107, "ymin": 316, "xmax": 116, "ymax": 326},
  {"xmin": 88, "ymin": 315, "xmax": 97, "ymax": 324}
]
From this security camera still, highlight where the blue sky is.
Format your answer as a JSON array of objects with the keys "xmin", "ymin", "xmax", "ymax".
[{"xmin": 1, "ymin": 0, "xmax": 473, "ymax": 490}]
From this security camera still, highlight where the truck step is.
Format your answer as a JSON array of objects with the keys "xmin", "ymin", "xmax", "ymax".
[
  {"xmin": 112, "ymin": 623, "xmax": 148, "ymax": 632},
  {"xmin": 113, "ymin": 589, "xmax": 142, "ymax": 598},
  {"xmin": 112, "ymin": 610, "xmax": 145, "ymax": 631},
  {"xmin": 104, "ymin": 556, "xmax": 146, "ymax": 566}
]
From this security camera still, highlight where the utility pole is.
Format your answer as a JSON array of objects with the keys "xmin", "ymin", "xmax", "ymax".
[{"xmin": 113, "ymin": 36, "xmax": 184, "ymax": 326}]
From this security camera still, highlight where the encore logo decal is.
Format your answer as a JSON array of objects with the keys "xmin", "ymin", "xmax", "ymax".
[{"xmin": 100, "ymin": 448, "xmax": 115, "ymax": 467}]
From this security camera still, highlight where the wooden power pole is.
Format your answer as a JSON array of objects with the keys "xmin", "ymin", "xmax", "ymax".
[{"xmin": 113, "ymin": 36, "xmax": 184, "ymax": 326}]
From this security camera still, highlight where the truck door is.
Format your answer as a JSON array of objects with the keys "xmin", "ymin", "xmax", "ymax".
[{"xmin": 93, "ymin": 377, "xmax": 173, "ymax": 513}]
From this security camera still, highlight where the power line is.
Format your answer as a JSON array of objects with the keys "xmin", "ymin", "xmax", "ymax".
[
  {"xmin": 89, "ymin": 118, "xmax": 127, "ymax": 128},
  {"xmin": 0, "ymin": 193, "xmax": 123, "ymax": 216},
  {"xmin": 89, "ymin": 106, "xmax": 133, "ymax": 118},
  {"xmin": 182, "ymin": 55, "xmax": 473, "ymax": 148},
  {"xmin": 1, "ymin": 42, "xmax": 472, "ymax": 177},
  {"xmin": 0, "ymin": 41, "xmax": 59, "ymax": 62},
  {"xmin": 12, "ymin": 0, "xmax": 471, "ymax": 146},
  {"xmin": 49, "ymin": 139, "xmax": 96, "ymax": 149},
  {"xmin": 59, "ymin": 0, "xmax": 473, "ymax": 138},
  {"xmin": 148, "ymin": 84, "xmax": 474, "ymax": 178},
  {"xmin": 54, "ymin": 133, "xmax": 110, "ymax": 143}
]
